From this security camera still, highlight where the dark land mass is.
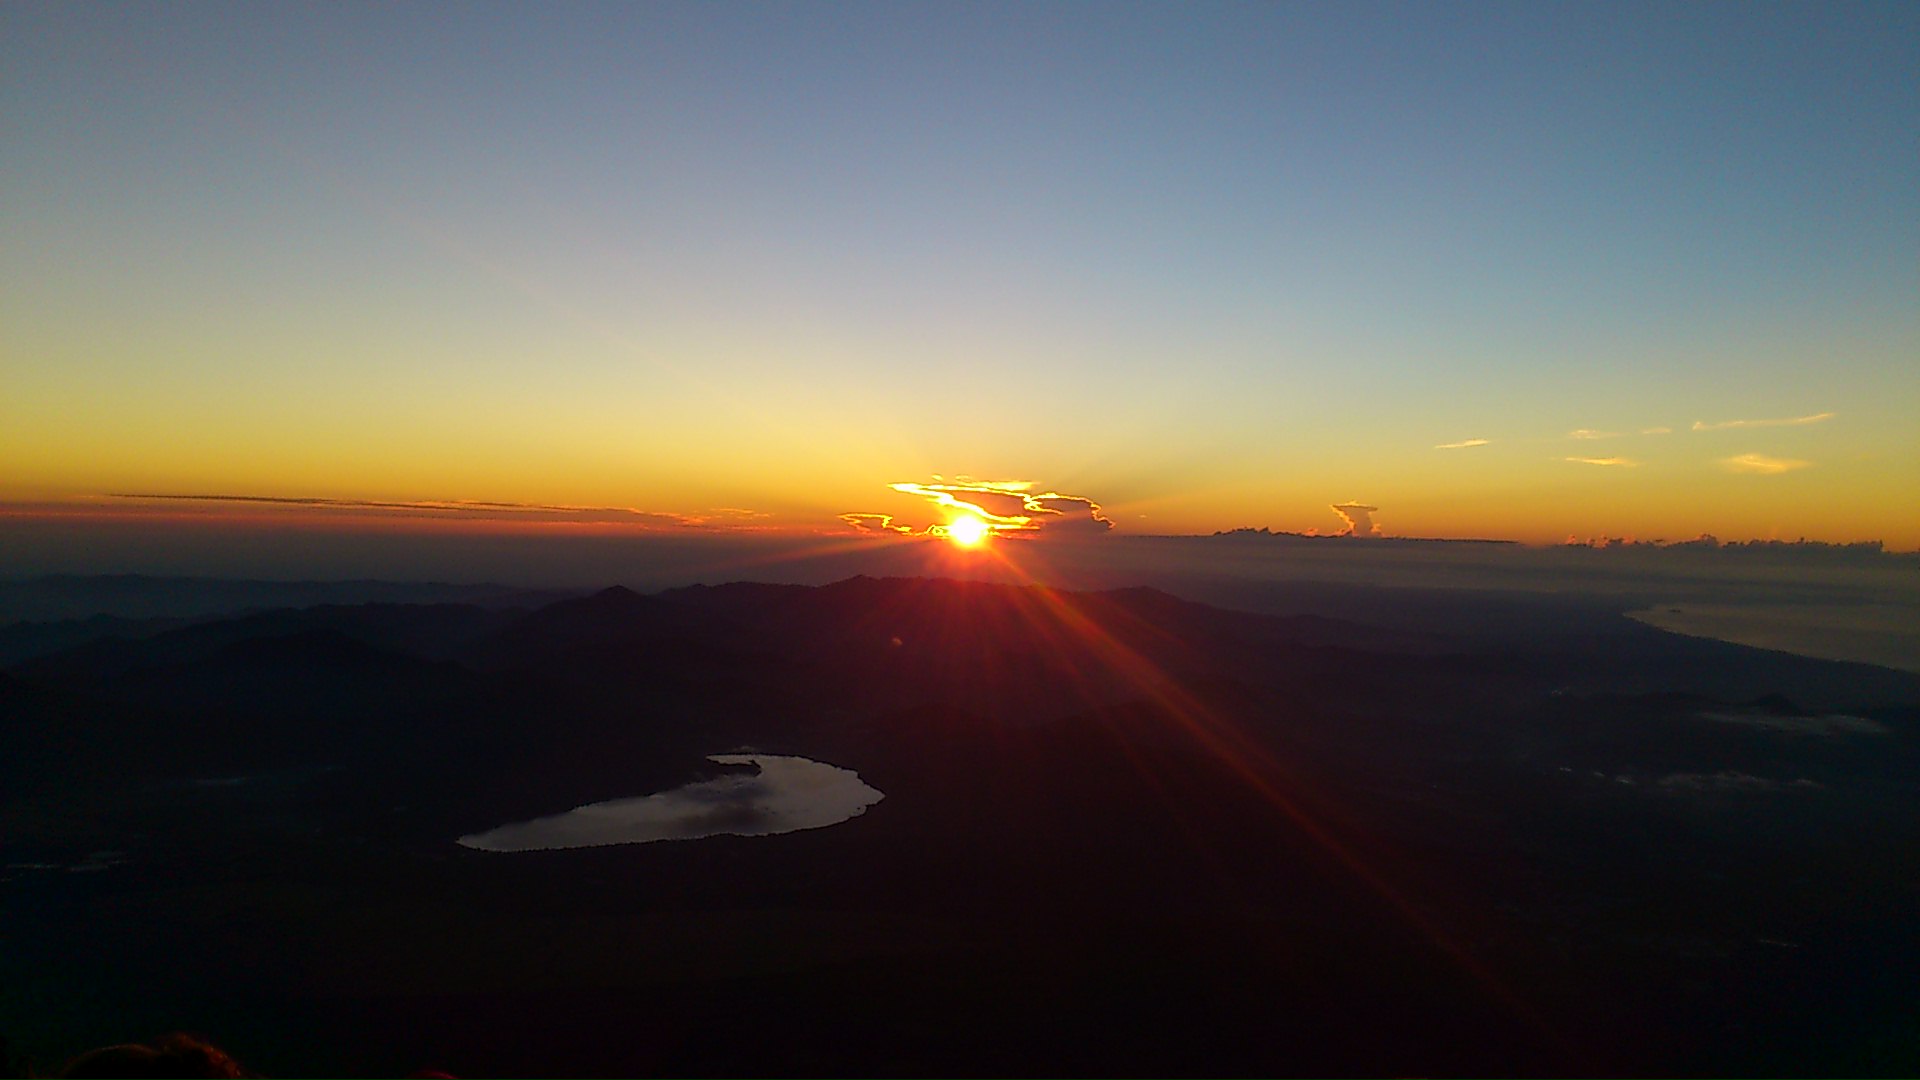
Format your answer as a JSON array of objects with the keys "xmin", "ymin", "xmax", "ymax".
[
  {"xmin": 0, "ymin": 575, "xmax": 575, "ymax": 628},
  {"xmin": 3, "ymin": 576, "xmax": 1917, "ymax": 1076}
]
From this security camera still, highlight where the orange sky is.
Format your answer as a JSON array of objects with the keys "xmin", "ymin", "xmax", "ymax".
[{"xmin": 4, "ymin": 6, "xmax": 1916, "ymax": 553}]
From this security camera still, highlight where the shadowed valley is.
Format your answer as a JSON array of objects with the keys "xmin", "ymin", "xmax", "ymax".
[{"xmin": 4, "ymin": 576, "xmax": 1917, "ymax": 1076}]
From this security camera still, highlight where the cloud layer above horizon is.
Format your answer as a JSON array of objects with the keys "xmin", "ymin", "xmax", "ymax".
[{"xmin": 844, "ymin": 479, "xmax": 1114, "ymax": 540}]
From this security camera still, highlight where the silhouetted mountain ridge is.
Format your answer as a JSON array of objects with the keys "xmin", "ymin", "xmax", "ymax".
[{"xmin": 5, "ymin": 573, "xmax": 1919, "ymax": 1077}]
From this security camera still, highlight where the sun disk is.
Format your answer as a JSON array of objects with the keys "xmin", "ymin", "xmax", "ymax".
[{"xmin": 946, "ymin": 515, "xmax": 989, "ymax": 547}]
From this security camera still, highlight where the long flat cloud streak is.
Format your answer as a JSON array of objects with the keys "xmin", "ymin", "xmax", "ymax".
[
  {"xmin": 1692, "ymin": 412, "xmax": 1835, "ymax": 431},
  {"xmin": 110, "ymin": 492, "xmax": 710, "ymax": 526},
  {"xmin": 1563, "ymin": 457, "xmax": 1639, "ymax": 467},
  {"xmin": 1434, "ymin": 438, "xmax": 1490, "ymax": 449}
]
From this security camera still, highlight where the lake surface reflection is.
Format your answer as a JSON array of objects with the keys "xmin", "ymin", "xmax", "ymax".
[{"xmin": 457, "ymin": 754, "xmax": 884, "ymax": 852}]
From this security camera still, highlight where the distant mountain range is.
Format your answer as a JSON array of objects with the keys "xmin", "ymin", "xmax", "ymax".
[{"xmin": 1206, "ymin": 526, "xmax": 1918, "ymax": 563}]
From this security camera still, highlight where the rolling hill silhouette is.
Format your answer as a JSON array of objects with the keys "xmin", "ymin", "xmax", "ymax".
[{"xmin": 3, "ymin": 576, "xmax": 1917, "ymax": 1076}]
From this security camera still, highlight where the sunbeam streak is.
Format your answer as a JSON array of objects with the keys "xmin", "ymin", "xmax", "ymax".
[{"xmin": 917, "ymin": 538, "xmax": 1581, "ymax": 1060}]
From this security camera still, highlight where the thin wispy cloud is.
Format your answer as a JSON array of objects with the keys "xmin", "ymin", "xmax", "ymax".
[
  {"xmin": 1641, "ymin": 427, "xmax": 1673, "ymax": 435},
  {"xmin": 839, "ymin": 513, "xmax": 912, "ymax": 534},
  {"xmin": 1563, "ymin": 457, "xmax": 1640, "ymax": 467},
  {"xmin": 1568, "ymin": 429, "xmax": 1623, "ymax": 440},
  {"xmin": 1434, "ymin": 438, "xmax": 1490, "ymax": 450},
  {"xmin": 109, "ymin": 492, "xmax": 711, "ymax": 526},
  {"xmin": 1692, "ymin": 412, "xmax": 1835, "ymax": 431},
  {"xmin": 1720, "ymin": 453, "xmax": 1811, "ymax": 475}
]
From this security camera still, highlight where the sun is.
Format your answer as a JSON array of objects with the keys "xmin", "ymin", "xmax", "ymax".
[{"xmin": 945, "ymin": 515, "xmax": 990, "ymax": 548}]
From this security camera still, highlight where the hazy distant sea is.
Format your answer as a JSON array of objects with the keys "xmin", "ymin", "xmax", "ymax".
[{"xmin": 1627, "ymin": 602, "xmax": 1920, "ymax": 674}]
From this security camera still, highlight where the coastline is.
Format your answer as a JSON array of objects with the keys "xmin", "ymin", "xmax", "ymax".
[{"xmin": 1627, "ymin": 602, "xmax": 1920, "ymax": 675}]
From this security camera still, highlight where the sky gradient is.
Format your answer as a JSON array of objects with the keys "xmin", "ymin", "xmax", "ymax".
[{"xmin": 4, "ymin": 2, "xmax": 1916, "ymax": 549}]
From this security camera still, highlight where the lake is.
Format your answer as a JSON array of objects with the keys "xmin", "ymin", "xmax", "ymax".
[{"xmin": 456, "ymin": 754, "xmax": 885, "ymax": 851}]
